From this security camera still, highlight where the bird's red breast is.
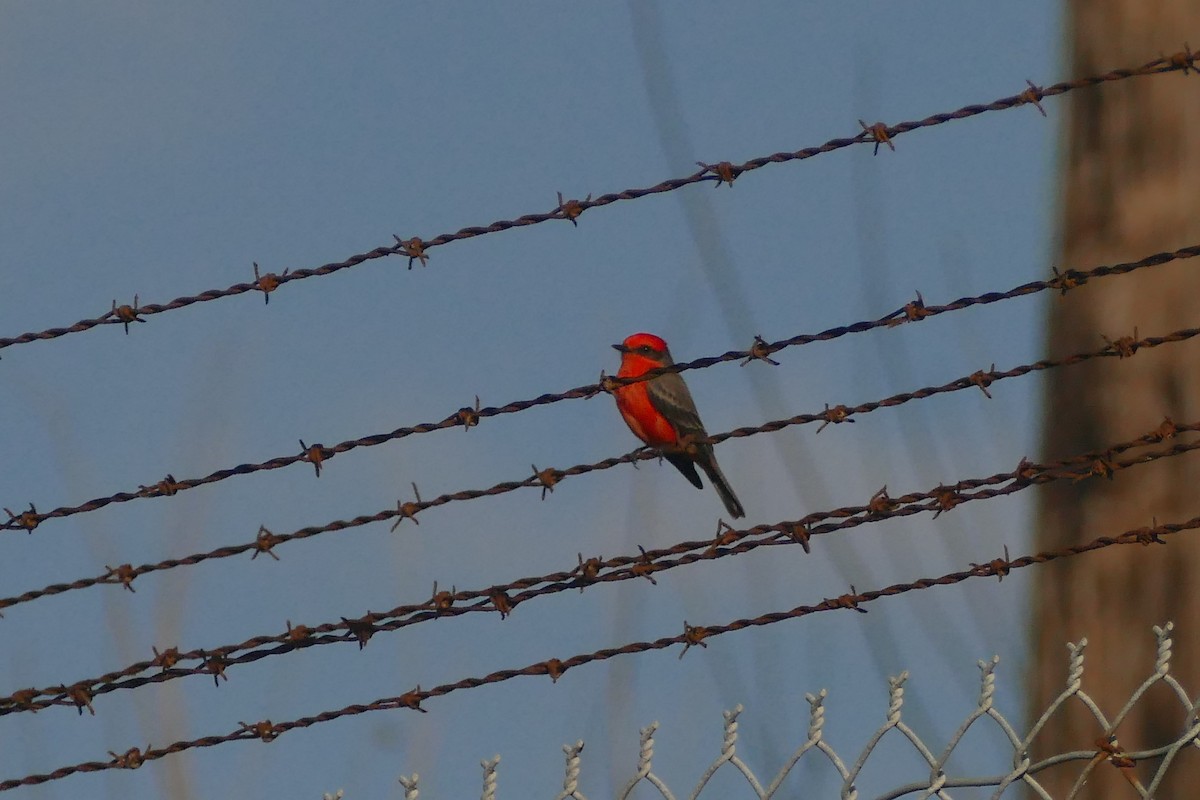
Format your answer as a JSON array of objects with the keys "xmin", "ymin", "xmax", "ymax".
[
  {"xmin": 614, "ymin": 372, "xmax": 680, "ymax": 447},
  {"xmin": 614, "ymin": 334, "xmax": 679, "ymax": 448}
]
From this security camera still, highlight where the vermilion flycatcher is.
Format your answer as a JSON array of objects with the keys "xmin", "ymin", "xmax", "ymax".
[{"xmin": 612, "ymin": 333, "xmax": 746, "ymax": 518}]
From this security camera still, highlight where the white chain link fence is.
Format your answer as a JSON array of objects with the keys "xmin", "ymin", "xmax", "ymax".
[{"xmin": 381, "ymin": 623, "xmax": 1198, "ymax": 800}]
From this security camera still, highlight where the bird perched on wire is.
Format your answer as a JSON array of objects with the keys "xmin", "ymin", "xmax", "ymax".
[{"xmin": 611, "ymin": 333, "xmax": 746, "ymax": 518}]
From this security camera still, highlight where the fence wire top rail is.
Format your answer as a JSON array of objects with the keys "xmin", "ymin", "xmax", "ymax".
[
  {"xmin": 1, "ymin": 50, "xmax": 1195, "ymax": 355},
  {"xmin": 6, "ymin": 242, "xmax": 1200, "ymax": 536},
  {"xmin": 2, "ymin": 517, "xmax": 1196, "ymax": 793},
  {"xmin": 2, "ymin": 417, "xmax": 1196, "ymax": 724},
  {"xmin": 440, "ymin": 624, "xmax": 1194, "ymax": 800}
]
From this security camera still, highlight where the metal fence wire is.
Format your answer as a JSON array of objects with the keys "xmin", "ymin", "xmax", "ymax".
[
  {"xmin": 5, "ymin": 45, "xmax": 1200, "ymax": 800},
  {"xmin": 390, "ymin": 624, "xmax": 1196, "ymax": 800}
]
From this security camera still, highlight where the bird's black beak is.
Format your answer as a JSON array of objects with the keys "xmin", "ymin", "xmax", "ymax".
[{"xmin": 612, "ymin": 343, "xmax": 629, "ymax": 353}]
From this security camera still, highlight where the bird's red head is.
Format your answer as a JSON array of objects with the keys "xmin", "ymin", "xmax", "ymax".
[
  {"xmin": 621, "ymin": 332, "xmax": 667, "ymax": 352},
  {"xmin": 613, "ymin": 333, "xmax": 672, "ymax": 376}
]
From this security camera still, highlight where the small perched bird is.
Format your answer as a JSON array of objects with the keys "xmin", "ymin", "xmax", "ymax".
[{"xmin": 611, "ymin": 333, "xmax": 746, "ymax": 518}]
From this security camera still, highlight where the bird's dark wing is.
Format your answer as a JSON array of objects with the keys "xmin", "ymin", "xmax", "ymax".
[
  {"xmin": 647, "ymin": 368, "xmax": 746, "ymax": 517},
  {"xmin": 647, "ymin": 371, "xmax": 710, "ymax": 491},
  {"xmin": 644, "ymin": 371, "xmax": 707, "ymax": 440}
]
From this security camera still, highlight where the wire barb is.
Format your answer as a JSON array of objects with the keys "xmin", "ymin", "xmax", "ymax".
[
  {"xmin": 252, "ymin": 262, "xmax": 289, "ymax": 304},
  {"xmin": 252, "ymin": 525, "xmax": 282, "ymax": 561},
  {"xmin": 151, "ymin": 646, "xmax": 180, "ymax": 671},
  {"xmin": 868, "ymin": 486, "xmax": 897, "ymax": 515},
  {"xmin": 633, "ymin": 546, "xmax": 659, "ymax": 586},
  {"xmin": 858, "ymin": 119, "xmax": 895, "ymax": 154},
  {"xmin": 429, "ymin": 582, "xmax": 456, "ymax": 613},
  {"xmin": 1167, "ymin": 42, "xmax": 1196, "ymax": 75},
  {"xmin": 530, "ymin": 464, "xmax": 559, "ymax": 500},
  {"xmin": 816, "ymin": 403, "xmax": 854, "ymax": 433},
  {"xmin": 108, "ymin": 295, "xmax": 145, "ymax": 334},
  {"xmin": 107, "ymin": 746, "xmax": 149, "ymax": 770},
  {"xmin": 1019, "ymin": 79, "xmax": 1047, "ymax": 116},
  {"xmin": 740, "ymin": 334, "xmax": 780, "ymax": 366},
  {"xmin": 454, "ymin": 395, "xmax": 482, "ymax": 430},
  {"xmin": 970, "ymin": 545, "xmax": 1012, "ymax": 582},
  {"xmin": 66, "ymin": 684, "xmax": 94, "ymax": 716},
  {"xmin": 679, "ymin": 621, "xmax": 710, "ymax": 658},
  {"xmin": 597, "ymin": 370, "xmax": 620, "ymax": 395},
  {"xmin": 555, "ymin": 191, "xmax": 590, "ymax": 226},
  {"xmin": 829, "ymin": 585, "xmax": 869, "ymax": 614},
  {"xmin": 285, "ymin": 621, "xmax": 312, "ymax": 643},
  {"xmin": 541, "ymin": 659, "xmax": 566, "ymax": 683},
  {"xmin": 239, "ymin": 720, "xmax": 280, "ymax": 742},
  {"xmin": 202, "ymin": 651, "xmax": 229, "ymax": 686},
  {"xmin": 787, "ymin": 522, "xmax": 812, "ymax": 553},
  {"xmin": 1049, "ymin": 264, "xmax": 1085, "ymax": 294},
  {"xmin": 1102, "ymin": 327, "xmax": 1140, "ymax": 358},
  {"xmin": 931, "ymin": 486, "xmax": 962, "ymax": 518},
  {"xmin": 3, "ymin": 504, "xmax": 39, "ymax": 533},
  {"xmin": 573, "ymin": 553, "xmax": 602, "ymax": 593},
  {"xmin": 696, "ymin": 160, "xmax": 738, "ymax": 188},
  {"xmin": 489, "ymin": 588, "xmax": 515, "ymax": 619},
  {"xmin": 391, "ymin": 483, "xmax": 423, "ymax": 531},
  {"xmin": 138, "ymin": 474, "xmax": 183, "ymax": 497},
  {"xmin": 341, "ymin": 615, "xmax": 375, "ymax": 650},
  {"xmin": 392, "ymin": 235, "xmax": 429, "ymax": 269},
  {"xmin": 708, "ymin": 519, "xmax": 741, "ymax": 554},
  {"xmin": 398, "ymin": 687, "xmax": 427, "ymax": 712},
  {"xmin": 298, "ymin": 439, "xmax": 333, "ymax": 477},
  {"xmin": 103, "ymin": 564, "xmax": 137, "ymax": 593},
  {"xmin": 969, "ymin": 364, "xmax": 997, "ymax": 398}
]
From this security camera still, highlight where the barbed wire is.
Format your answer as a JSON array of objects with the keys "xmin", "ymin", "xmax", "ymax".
[
  {"xmin": 0, "ymin": 50, "xmax": 1195, "ymax": 356},
  {"xmin": 2, "ymin": 414, "xmax": 1194, "ymax": 720},
  {"xmin": 5, "ymin": 41, "xmax": 1198, "ymax": 800},
  {"xmin": 0, "ymin": 316, "xmax": 1193, "ymax": 622},
  {"xmin": 2, "ymin": 507, "xmax": 1195, "ymax": 793},
  {"xmin": 5, "ymin": 242, "xmax": 1200, "ymax": 536},
  {"xmin": 1, "ymin": 324, "xmax": 1193, "ymax": 621}
]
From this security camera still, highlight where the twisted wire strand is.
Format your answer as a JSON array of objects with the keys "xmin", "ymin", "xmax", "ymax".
[
  {"xmin": 2, "ymin": 415, "xmax": 1193, "ymax": 719},
  {"xmin": 1, "ymin": 325, "xmax": 1191, "ymax": 619},
  {"xmin": 0, "ymin": 51, "xmax": 1195, "ymax": 354},
  {"xmin": 5, "ymin": 243, "xmax": 1199, "ymax": 535},
  {"xmin": 2, "ymin": 508, "xmax": 1194, "ymax": 792}
]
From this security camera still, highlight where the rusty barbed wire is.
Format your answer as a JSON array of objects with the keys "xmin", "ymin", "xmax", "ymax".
[
  {"xmin": 1, "ymin": 323, "xmax": 1194, "ymax": 619},
  {"xmin": 5, "ymin": 242, "xmax": 1200, "ymax": 536},
  {"xmin": 0, "ymin": 50, "xmax": 1195, "ymax": 356},
  {"xmin": 2, "ymin": 509, "xmax": 1195, "ymax": 793},
  {"xmin": 2, "ymin": 415, "xmax": 1194, "ymax": 720}
]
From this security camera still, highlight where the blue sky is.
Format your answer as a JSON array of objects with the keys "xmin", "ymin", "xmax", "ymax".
[{"xmin": 0, "ymin": 3, "xmax": 1065, "ymax": 798}]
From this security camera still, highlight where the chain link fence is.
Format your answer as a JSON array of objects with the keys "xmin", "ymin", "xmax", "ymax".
[{"xmin": 390, "ymin": 624, "xmax": 1197, "ymax": 800}]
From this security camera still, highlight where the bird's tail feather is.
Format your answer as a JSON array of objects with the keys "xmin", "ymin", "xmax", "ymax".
[{"xmin": 700, "ymin": 455, "xmax": 745, "ymax": 519}]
